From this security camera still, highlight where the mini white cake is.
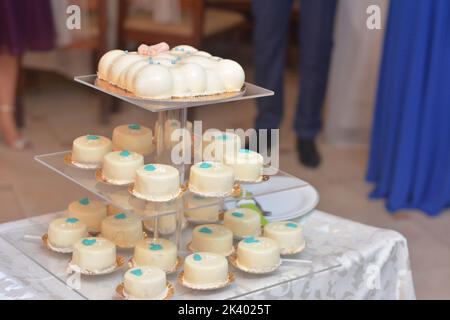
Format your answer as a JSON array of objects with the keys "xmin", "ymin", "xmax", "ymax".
[
  {"xmin": 71, "ymin": 135, "xmax": 112, "ymax": 167},
  {"xmin": 184, "ymin": 193, "xmax": 221, "ymax": 223},
  {"xmin": 102, "ymin": 150, "xmax": 144, "ymax": 185},
  {"xmin": 236, "ymin": 237, "xmax": 280, "ymax": 272},
  {"xmin": 133, "ymin": 164, "xmax": 181, "ymax": 202},
  {"xmin": 264, "ymin": 221, "xmax": 305, "ymax": 254},
  {"xmin": 143, "ymin": 214, "xmax": 186, "ymax": 235},
  {"xmin": 72, "ymin": 237, "xmax": 116, "ymax": 272},
  {"xmin": 101, "ymin": 213, "xmax": 144, "ymax": 248},
  {"xmin": 112, "ymin": 124, "xmax": 153, "ymax": 156},
  {"xmin": 190, "ymin": 224, "xmax": 233, "ymax": 256},
  {"xmin": 224, "ymin": 149, "xmax": 264, "ymax": 182},
  {"xmin": 189, "ymin": 162, "xmax": 235, "ymax": 197},
  {"xmin": 47, "ymin": 218, "xmax": 88, "ymax": 251},
  {"xmin": 223, "ymin": 208, "xmax": 261, "ymax": 238},
  {"xmin": 133, "ymin": 238, "xmax": 177, "ymax": 272},
  {"xmin": 124, "ymin": 267, "xmax": 168, "ymax": 300},
  {"xmin": 67, "ymin": 198, "xmax": 107, "ymax": 233},
  {"xmin": 203, "ymin": 131, "xmax": 242, "ymax": 162},
  {"xmin": 183, "ymin": 252, "xmax": 229, "ymax": 288}
]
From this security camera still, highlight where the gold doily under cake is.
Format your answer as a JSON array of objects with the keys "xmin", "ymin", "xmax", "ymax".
[
  {"xmin": 188, "ymin": 183, "xmax": 241, "ymax": 198},
  {"xmin": 228, "ymin": 254, "xmax": 281, "ymax": 274},
  {"xmin": 177, "ymin": 271, "xmax": 234, "ymax": 290},
  {"xmin": 42, "ymin": 234, "xmax": 73, "ymax": 254},
  {"xmin": 64, "ymin": 153, "xmax": 101, "ymax": 170},
  {"xmin": 116, "ymin": 281, "xmax": 174, "ymax": 300},
  {"xmin": 95, "ymin": 77, "xmax": 246, "ymax": 103},
  {"xmin": 95, "ymin": 169, "xmax": 134, "ymax": 186},
  {"xmin": 67, "ymin": 255, "xmax": 126, "ymax": 276},
  {"xmin": 128, "ymin": 184, "xmax": 184, "ymax": 203}
]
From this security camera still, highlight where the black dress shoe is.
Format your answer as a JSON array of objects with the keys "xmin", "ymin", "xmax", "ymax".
[{"xmin": 297, "ymin": 138, "xmax": 321, "ymax": 168}]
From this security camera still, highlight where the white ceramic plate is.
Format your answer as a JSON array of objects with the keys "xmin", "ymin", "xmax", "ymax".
[{"xmin": 226, "ymin": 177, "xmax": 319, "ymax": 222}]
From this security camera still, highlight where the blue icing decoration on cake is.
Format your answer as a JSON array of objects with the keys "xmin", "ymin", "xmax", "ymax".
[
  {"xmin": 240, "ymin": 149, "xmax": 251, "ymax": 154},
  {"xmin": 115, "ymin": 213, "xmax": 127, "ymax": 220},
  {"xmin": 65, "ymin": 218, "xmax": 79, "ymax": 224},
  {"xmin": 244, "ymin": 236, "xmax": 260, "ymax": 244},
  {"xmin": 199, "ymin": 162, "xmax": 212, "ymax": 169},
  {"xmin": 149, "ymin": 244, "xmax": 163, "ymax": 251},
  {"xmin": 193, "ymin": 254, "xmax": 202, "ymax": 261},
  {"xmin": 199, "ymin": 227, "xmax": 212, "ymax": 234},
  {"xmin": 79, "ymin": 198, "xmax": 90, "ymax": 206},
  {"xmin": 130, "ymin": 269, "xmax": 143, "ymax": 277},
  {"xmin": 144, "ymin": 164, "xmax": 156, "ymax": 172},
  {"xmin": 128, "ymin": 124, "xmax": 141, "ymax": 130},
  {"xmin": 286, "ymin": 222, "xmax": 298, "ymax": 228},
  {"xmin": 120, "ymin": 150, "xmax": 131, "ymax": 157},
  {"xmin": 232, "ymin": 212, "xmax": 244, "ymax": 218},
  {"xmin": 82, "ymin": 239, "xmax": 96, "ymax": 246},
  {"xmin": 86, "ymin": 135, "xmax": 100, "ymax": 141}
]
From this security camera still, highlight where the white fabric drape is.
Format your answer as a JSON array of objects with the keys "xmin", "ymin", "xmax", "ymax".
[{"xmin": 324, "ymin": 0, "xmax": 390, "ymax": 147}]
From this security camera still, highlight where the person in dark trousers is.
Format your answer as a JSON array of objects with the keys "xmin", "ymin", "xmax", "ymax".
[{"xmin": 252, "ymin": 0, "xmax": 337, "ymax": 168}]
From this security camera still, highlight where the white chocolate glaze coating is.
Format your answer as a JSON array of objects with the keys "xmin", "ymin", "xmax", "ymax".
[
  {"xmin": 133, "ymin": 238, "xmax": 177, "ymax": 272},
  {"xmin": 72, "ymin": 135, "xmax": 112, "ymax": 165},
  {"xmin": 47, "ymin": 217, "xmax": 88, "ymax": 249},
  {"xmin": 133, "ymin": 164, "xmax": 181, "ymax": 201},
  {"xmin": 67, "ymin": 198, "xmax": 107, "ymax": 233},
  {"xmin": 72, "ymin": 237, "xmax": 116, "ymax": 272},
  {"xmin": 264, "ymin": 221, "xmax": 305, "ymax": 254},
  {"xmin": 190, "ymin": 224, "xmax": 233, "ymax": 256},
  {"xmin": 236, "ymin": 237, "xmax": 280, "ymax": 271},
  {"xmin": 102, "ymin": 150, "xmax": 144, "ymax": 184},
  {"xmin": 112, "ymin": 124, "xmax": 153, "ymax": 156},
  {"xmin": 189, "ymin": 162, "xmax": 234, "ymax": 197},
  {"xmin": 101, "ymin": 213, "xmax": 143, "ymax": 248},
  {"xmin": 124, "ymin": 267, "xmax": 167, "ymax": 300},
  {"xmin": 223, "ymin": 208, "xmax": 261, "ymax": 238},
  {"xmin": 183, "ymin": 252, "xmax": 228, "ymax": 288}
]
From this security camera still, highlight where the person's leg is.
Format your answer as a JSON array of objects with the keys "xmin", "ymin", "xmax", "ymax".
[
  {"xmin": 295, "ymin": 0, "xmax": 337, "ymax": 167},
  {"xmin": 252, "ymin": 0, "xmax": 293, "ymax": 135},
  {"xmin": 0, "ymin": 53, "xmax": 21, "ymax": 147}
]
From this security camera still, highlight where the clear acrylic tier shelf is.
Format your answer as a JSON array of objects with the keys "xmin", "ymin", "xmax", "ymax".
[
  {"xmin": 0, "ymin": 212, "xmax": 341, "ymax": 300},
  {"xmin": 74, "ymin": 75, "xmax": 274, "ymax": 112},
  {"xmin": 35, "ymin": 150, "xmax": 319, "ymax": 221}
]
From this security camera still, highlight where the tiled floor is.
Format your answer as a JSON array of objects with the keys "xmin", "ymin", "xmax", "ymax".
[{"xmin": 0, "ymin": 68, "xmax": 449, "ymax": 300}]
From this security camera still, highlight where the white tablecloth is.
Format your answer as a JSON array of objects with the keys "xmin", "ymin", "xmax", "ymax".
[{"xmin": 0, "ymin": 210, "xmax": 415, "ymax": 300}]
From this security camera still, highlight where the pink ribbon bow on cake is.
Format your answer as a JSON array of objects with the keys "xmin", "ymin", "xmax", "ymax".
[{"xmin": 138, "ymin": 42, "xmax": 170, "ymax": 56}]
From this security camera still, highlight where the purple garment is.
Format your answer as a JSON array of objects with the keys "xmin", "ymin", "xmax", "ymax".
[{"xmin": 0, "ymin": 0, "xmax": 55, "ymax": 55}]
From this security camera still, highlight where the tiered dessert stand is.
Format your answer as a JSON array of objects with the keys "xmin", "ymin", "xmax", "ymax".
[{"xmin": 0, "ymin": 75, "xmax": 341, "ymax": 300}]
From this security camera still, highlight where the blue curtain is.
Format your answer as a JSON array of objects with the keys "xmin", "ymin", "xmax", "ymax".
[{"xmin": 367, "ymin": 0, "xmax": 450, "ymax": 216}]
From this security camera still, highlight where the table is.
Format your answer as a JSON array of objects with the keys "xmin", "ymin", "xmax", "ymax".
[{"xmin": 0, "ymin": 210, "xmax": 415, "ymax": 300}]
